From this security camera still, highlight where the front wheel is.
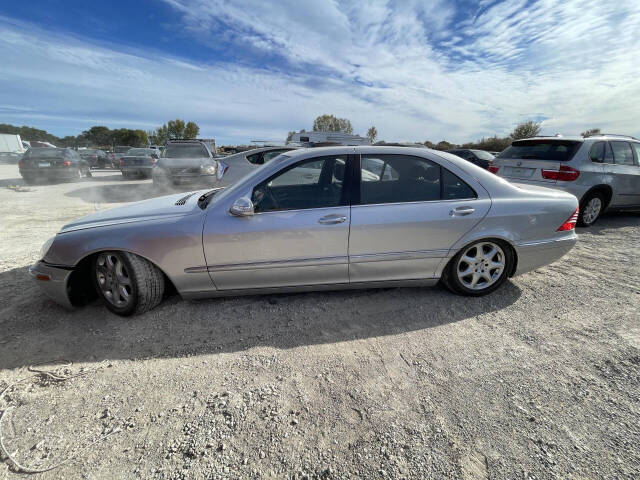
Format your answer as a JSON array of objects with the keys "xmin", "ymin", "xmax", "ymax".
[
  {"xmin": 578, "ymin": 192, "xmax": 604, "ymax": 227},
  {"xmin": 92, "ymin": 251, "xmax": 165, "ymax": 316},
  {"xmin": 442, "ymin": 240, "xmax": 513, "ymax": 296}
]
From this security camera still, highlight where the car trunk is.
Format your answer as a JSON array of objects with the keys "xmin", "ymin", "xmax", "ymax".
[{"xmin": 493, "ymin": 139, "xmax": 583, "ymax": 184}]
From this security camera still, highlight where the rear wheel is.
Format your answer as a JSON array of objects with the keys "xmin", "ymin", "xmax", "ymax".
[
  {"xmin": 578, "ymin": 192, "xmax": 604, "ymax": 227},
  {"xmin": 93, "ymin": 251, "xmax": 165, "ymax": 316},
  {"xmin": 442, "ymin": 240, "xmax": 513, "ymax": 296}
]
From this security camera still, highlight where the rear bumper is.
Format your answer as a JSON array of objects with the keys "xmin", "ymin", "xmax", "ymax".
[
  {"xmin": 28, "ymin": 261, "xmax": 74, "ymax": 309},
  {"xmin": 20, "ymin": 167, "xmax": 79, "ymax": 179},
  {"xmin": 121, "ymin": 166, "xmax": 153, "ymax": 173},
  {"xmin": 513, "ymin": 234, "xmax": 577, "ymax": 276}
]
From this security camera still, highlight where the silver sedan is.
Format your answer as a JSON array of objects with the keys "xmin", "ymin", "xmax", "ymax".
[{"xmin": 30, "ymin": 146, "xmax": 579, "ymax": 316}]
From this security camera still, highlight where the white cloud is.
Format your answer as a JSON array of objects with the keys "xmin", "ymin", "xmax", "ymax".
[{"xmin": 1, "ymin": 0, "xmax": 640, "ymax": 144}]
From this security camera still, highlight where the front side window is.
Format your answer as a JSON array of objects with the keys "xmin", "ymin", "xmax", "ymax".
[
  {"xmin": 610, "ymin": 141, "xmax": 635, "ymax": 165},
  {"xmin": 251, "ymin": 155, "xmax": 346, "ymax": 213},
  {"xmin": 632, "ymin": 143, "xmax": 640, "ymax": 163},
  {"xmin": 359, "ymin": 154, "xmax": 475, "ymax": 205}
]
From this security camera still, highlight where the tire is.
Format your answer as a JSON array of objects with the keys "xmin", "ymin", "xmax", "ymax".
[
  {"xmin": 577, "ymin": 192, "xmax": 605, "ymax": 227},
  {"xmin": 92, "ymin": 251, "xmax": 165, "ymax": 316},
  {"xmin": 442, "ymin": 240, "xmax": 513, "ymax": 296},
  {"xmin": 22, "ymin": 175, "xmax": 36, "ymax": 185},
  {"xmin": 85, "ymin": 169, "xmax": 92, "ymax": 178}
]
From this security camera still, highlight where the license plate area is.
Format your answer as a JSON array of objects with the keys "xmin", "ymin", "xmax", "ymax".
[
  {"xmin": 38, "ymin": 162, "xmax": 50, "ymax": 167},
  {"xmin": 503, "ymin": 166, "xmax": 535, "ymax": 178}
]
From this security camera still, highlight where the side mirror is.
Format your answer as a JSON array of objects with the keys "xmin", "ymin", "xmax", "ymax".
[{"xmin": 229, "ymin": 197, "xmax": 254, "ymax": 217}]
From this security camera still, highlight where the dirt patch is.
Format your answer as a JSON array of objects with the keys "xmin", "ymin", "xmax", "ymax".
[{"xmin": 0, "ymin": 163, "xmax": 639, "ymax": 479}]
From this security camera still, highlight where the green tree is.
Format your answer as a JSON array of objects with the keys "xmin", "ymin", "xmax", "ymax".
[
  {"xmin": 510, "ymin": 121, "xmax": 541, "ymax": 140},
  {"xmin": 581, "ymin": 128, "xmax": 601, "ymax": 137},
  {"xmin": 435, "ymin": 140, "xmax": 454, "ymax": 151},
  {"xmin": 366, "ymin": 126, "xmax": 378, "ymax": 142},
  {"xmin": 184, "ymin": 121, "xmax": 200, "ymax": 139},
  {"xmin": 82, "ymin": 126, "xmax": 111, "ymax": 147},
  {"xmin": 167, "ymin": 119, "xmax": 186, "ymax": 139},
  {"xmin": 312, "ymin": 114, "xmax": 353, "ymax": 134}
]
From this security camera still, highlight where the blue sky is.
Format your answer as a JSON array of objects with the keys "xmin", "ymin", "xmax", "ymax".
[{"xmin": 0, "ymin": 0, "xmax": 639, "ymax": 145}]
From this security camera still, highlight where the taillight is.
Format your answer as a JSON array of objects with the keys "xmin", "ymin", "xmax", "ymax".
[
  {"xmin": 488, "ymin": 165, "xmax": 499, "ymax": 174},
  {"xmin": 62, "ymin": 160, "xmax": 72, "ymax": 167},
  {"xmin": 541, "ymin": 165, "xmax": 580, "ymax": 181},
  {"xmin": 557, "ymin": 207, "xmax": 579, "ymax": 231}
]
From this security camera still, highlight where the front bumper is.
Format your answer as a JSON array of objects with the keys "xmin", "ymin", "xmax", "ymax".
[
  {"xmin": 157, "ymin": 173, "xmax": 218, "ymax": 186},
  {"xmin": 28, "ymin": 261, "xmax": 74, "ymax": 309},
  {"xmin": 513, "ymin": 234, "xmax": 577, "ymax": 276}
]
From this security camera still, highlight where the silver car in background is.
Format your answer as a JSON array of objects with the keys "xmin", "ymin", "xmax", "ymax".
[
  {"xmin": 29, "ymin": 146, "xmax": 578, "ymax": 316},
  {"xmin": 491, "ymin": 135, "xmax": 640, "ymax": 226},
  {"xmin": 216, "ymin": 146, "xmax": 297, "ymax": 186}
]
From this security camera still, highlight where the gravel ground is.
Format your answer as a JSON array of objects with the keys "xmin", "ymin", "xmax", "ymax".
[{"xmin": 0, "ymin": 162, "xmax": 639, "ymax": 479}]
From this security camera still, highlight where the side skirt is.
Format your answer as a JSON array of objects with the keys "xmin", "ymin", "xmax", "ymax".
[{"xmin": 181, "ymin": 278, "xmax": 440, "ymax": 300}]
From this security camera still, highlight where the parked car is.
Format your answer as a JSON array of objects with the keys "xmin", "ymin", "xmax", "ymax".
[
  {"xmin": 152, "ymin": 140, "xmax": 223, "ymax": 190},
  {"xmin": 446, "ymin": 149, "xmax": 495, "ymax": 169},
  {"xmin": 216, "ymin": 146, "xmax": 297, "ymax": 186},
  {"xmin": 109, "ymin": 146, "xmax": 133, "ymax": 168},
  {"xmin": 19, "ymin": 148, "xmax": 91, "ymax": 184},
  {"xmin": 30, "ymin": 146, "xmax": 578, "ymax": 316},
  {"xmin": 78, "ymin": 149, "xmax": 109, "ymax": 169},
  {"xmin": 119, "ymin": 148, "xmax": 160, "ymax": 179},
  {"xmin": 490, "ymin": 135, "xmax": 640, "ymax": 226}
]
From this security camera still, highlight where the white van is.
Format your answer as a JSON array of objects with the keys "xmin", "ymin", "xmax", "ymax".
[{"xmin": 0, "ymin": 133, "xmax": 26, "ymax": 162}]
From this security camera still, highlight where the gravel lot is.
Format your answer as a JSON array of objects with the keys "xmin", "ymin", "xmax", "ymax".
[{"xmin": 0, "ymin": 162, "xmax": 639, "ymax": 479}]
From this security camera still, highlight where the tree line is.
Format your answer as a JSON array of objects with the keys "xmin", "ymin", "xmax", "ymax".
[{"xmin": 0, "ymin": 119, "xmax": 200, "ymax": 149}]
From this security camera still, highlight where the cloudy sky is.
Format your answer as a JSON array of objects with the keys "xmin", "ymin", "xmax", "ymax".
[{"xmin": 1, "ymin": 0, "xmax": 639, "ymax": 144}]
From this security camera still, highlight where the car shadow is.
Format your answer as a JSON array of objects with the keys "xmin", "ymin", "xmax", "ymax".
[
  {"xmin": 65, "ymin": 182, "xmax": 160, "ymax": 203},
  {"xmin": 0, "ymin": 265, "xmax": 522, "ymax": 370},
  {"xmin": 577, "ymin": 211, "xmax": 640, "ymax": 236}
]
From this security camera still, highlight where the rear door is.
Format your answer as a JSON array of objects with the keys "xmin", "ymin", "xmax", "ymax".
[
  {"xmin": 605, "ymin": 141, "xmax": 640, "ymax": 207},
  {"xmin": 348, "ymin": 153, "xmax": 491, "ymax": 282}
]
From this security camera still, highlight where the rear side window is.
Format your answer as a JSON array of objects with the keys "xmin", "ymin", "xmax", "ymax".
[
  {"xmin": 632, "ymin": 143, "xmax": 640, "ymax": 164},
  {"xmin": 589, "ymin": 142, "xmax": 605, "ymax": 162},
  {"xmin": 359, "ymin": 154, "xmax": 475, "ymax": 205},
  {"xmin": 610, "ymin": 141, "xmax": 636, "ymax": 166},
  {"xmin": 498, "ymin": 140, "xmax": 581, "ymax": 161}
]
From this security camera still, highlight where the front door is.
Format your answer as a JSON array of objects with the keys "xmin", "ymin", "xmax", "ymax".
[
  {"xmin": 349, "ymin": 153, "xmax": 491, "ymax": 282},
  {"xmin": 202, "ymin": 154, "xmax": 351, "ymax": 290}
]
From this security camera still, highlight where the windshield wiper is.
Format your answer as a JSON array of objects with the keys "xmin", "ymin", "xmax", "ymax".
[{"xmin": 197, "ymin": 187, "xmax": 225, "ymax": 209}]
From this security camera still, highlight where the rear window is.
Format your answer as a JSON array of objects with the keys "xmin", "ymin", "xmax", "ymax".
[
  {"xmin": 498, "ymin": 140, "xmax": 581, "ymax": 161},
  {"xmin": 127, "ymin": 148, "xmax": 154, "ymax": 155},
  {"xmin": 472, "ymin": 150, "xmax": 495, "ymax": 160},
  {"xmin": 28, "ymin": 149, "xmax": 65, "ymax": 159}
]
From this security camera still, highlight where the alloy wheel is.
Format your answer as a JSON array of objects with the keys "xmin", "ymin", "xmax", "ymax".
[
  {"xmin": 96, "ymin": 253, "xmax": 133, "ymax": 308},
  {"xmin": 456, "ymin": 242, "xmax": 505, "ymax": 291},
  {"xmin": 583, "ymin": 197, "xmax": 602, "ymax": 225}
]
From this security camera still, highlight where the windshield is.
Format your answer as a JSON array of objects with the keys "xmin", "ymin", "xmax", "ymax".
[
  {"xmin": 163, "ymin": 144, "xmax": 209, "ymax": 158},
  {"xmin": 79, "ymin": 149, "xmax": 98, "ymax": 155},
  {"xmin": 472, "ymin": 150, "xmax": 495, "ymax": 160},
  {"xmin": 498, "ymin": 140, "xmax": 581, "ymax": 161},
  {"xmin": 114, "ymin": 146, "xmax": 131, "ymax": 153}
]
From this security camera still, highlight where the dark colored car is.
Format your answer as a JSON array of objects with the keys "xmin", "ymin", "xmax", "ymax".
[
  {"xmin": 109, "ymin": 145, "xmax": 133, "ymax": 168},
  {"xmin": 78, "ymin": 149, "xmax": 109, "ymax": 169},
  {"xmin": 119, "ymin": 148, "xmax": 160, "ymax": 179},
  {"xmin": 19, "ymin": 148, "xmax": 91, "ymax": 184},
  {"xmin": 152, "ymin": 140, "xmax": 223, "ymax": 190},
  {"xmin": 446, "ymin": 149, "xmax": 495, "ymax": 169}
]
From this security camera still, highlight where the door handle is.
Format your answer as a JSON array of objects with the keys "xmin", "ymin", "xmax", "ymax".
[
  {"xmin": 449, "ymin": 206, "xmax": 475, "ymax": 216},
  {"xmin": 318, "ymin": 214, "xmax": 347, "ymax": 224}
]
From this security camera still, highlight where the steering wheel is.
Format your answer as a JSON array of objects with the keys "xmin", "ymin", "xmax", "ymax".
[{"xmin": 254, "ymin": 185, "xmax": 280, "ymax": 211}]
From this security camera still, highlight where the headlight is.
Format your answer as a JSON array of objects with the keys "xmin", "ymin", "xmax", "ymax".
[
  {"xmin": 40, "ymin": 236, "xmax": 55, "ymax": 260},
  {"xmin": 200, "ymin": 164, "xmax": 217, "ymax": 175}
]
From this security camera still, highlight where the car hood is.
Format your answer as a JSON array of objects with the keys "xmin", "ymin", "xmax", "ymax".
[
  {"xmin": 59, "ymin": 190, "xmax": 209, "ymax": 233},
  {"xmin": 157, "ymin": 157, "xmax": 214, "ymax": 168}
]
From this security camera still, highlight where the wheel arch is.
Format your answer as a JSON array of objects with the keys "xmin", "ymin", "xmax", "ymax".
[
  {"xmin": 67, "ymin": 249, "xmax": 177, "ymax": 306},
  {"xmin": 580, "ymin": 184, "xmax": 612, "ymax": 209}
]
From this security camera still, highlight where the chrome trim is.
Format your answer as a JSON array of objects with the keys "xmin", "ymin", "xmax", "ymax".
[
  {"xmin": 515, "ymin": 236, "xmax": 577, "ymax": 248},
  {"xmin": 349, "ymin": 249, "xmax": 450, "ymax": 263},
  {"xmin": 351, "ymin": 198, "xmax": 477, "ymax": 208},
  {"xmin": 205, "ymin": 255, "xmax": 348, "ymax": 272},
  {"xmin": 184, "ymin": 266, "xmax": 209, "ymax": 273}
]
